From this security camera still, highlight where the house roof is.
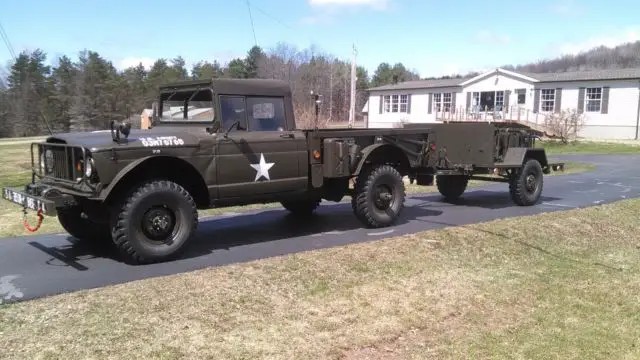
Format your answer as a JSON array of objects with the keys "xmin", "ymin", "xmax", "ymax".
[
  {"xmin": 520, "ymin": 68, "xmax": 640, "ymax": 82},
  {"xmin": 367, "ymin": 77, "xmax": 466, "ymax": 91},
  {"xmin": 367, "ymin": 67, "xmax": 640, "ymax": 91}
]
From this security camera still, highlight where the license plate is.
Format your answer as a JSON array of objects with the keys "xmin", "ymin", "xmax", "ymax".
[{"xmin": 2, "ymin": 187, "xmax": 44, "ymax": 211}]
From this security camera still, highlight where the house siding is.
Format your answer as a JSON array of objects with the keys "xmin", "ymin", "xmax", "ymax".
[
  {"xmin": 367, "ymin": 88, "xmax": 446, "ymax": 128},
  {"xmin": 535, "ymin": 79, "xmax": 640, "ymax": 139}
]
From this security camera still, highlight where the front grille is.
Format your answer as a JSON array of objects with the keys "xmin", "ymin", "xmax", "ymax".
[{"xmin": 32, "ymin": 142, "xmax": 88, "ymax": 183}]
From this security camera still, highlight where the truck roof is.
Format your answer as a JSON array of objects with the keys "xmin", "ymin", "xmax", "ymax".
[{"xmin": 158, "ymin": 78, "xmax": 292, "ymax": 97}]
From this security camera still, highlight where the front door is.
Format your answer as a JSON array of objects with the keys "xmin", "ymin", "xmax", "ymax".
[{"xmin": 215, "ymin": 94, "xmax": 307, "ymax": 199}]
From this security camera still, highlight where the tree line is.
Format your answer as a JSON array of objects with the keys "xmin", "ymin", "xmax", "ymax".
[
  {"xmin": 0, "ymin": 43, "xmax": 420, "ymax": 138},
  {"xmin": 1, "ymin": 39, "xmax": 639, "ymax": 138}
]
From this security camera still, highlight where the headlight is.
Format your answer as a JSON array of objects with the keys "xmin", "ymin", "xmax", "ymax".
[
  {"xmin": 84, "ymin": 158, "xmax": 93, "ymax": 178},
  {"xmin": 76, "ymin": 157, "xmax": 94, "ymax": 179}
]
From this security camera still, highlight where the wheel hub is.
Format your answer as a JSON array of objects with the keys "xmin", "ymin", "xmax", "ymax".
[
  {"xmin": 525, "ymin": 174, "xmax": 537, "ymax": 192},
  {"xmin": 374, "ymin": 184, "xmax": 393, "ymax": 210},
  {"xmin": 142, "ymin": 206, "xmax": 175, "ymax": 241}
]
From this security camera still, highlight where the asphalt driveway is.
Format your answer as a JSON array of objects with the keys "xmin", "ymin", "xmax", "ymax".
[{"xmin": 1, "ymin": 154, "xmax": 639, "ymax": 304}]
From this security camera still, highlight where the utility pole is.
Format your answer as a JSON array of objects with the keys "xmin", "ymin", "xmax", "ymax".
[{"xmin": 348, "ymin": 44, "xmax": 357, "ymax": 128}]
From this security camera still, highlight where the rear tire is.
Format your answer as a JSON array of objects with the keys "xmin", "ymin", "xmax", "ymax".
[
  {"xmin": 280, "ymin": 198, "xmax": 321, "ymax": 217},
  {"xmin": 509, "ymin": 158, "xmax": 544, "ymax": 206},
  {"xmin": 352, "ymin": 164, "xmax": 406, "ymax": 228},
  {"xmin": 57, "ymin": 206, "xmax": 110, "ymax": 242},
  {"xmin": 436, "ymin": 175, "xmax": 469, "ymax": 200},
  {"xmin": 110, "ymin": 180, "xmax": 198, "ymax": 264}
]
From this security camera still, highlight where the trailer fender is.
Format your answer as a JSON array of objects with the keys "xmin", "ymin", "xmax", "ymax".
[
  {"xmin": 501, "ymin": 147, "xmax": 549, "ymax": 169},
  {"xmin": 353, "ymin": 143, "xmax": 411, "ymax": 176}
]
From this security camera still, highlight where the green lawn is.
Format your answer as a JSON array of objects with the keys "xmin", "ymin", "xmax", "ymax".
[
  {"xmin": 1, "ymin": 197, "xmax": 638, "ymax": 359},
  {"xmin": 537, "ymin": 139, "xmax": 640, "ymax": 154}
]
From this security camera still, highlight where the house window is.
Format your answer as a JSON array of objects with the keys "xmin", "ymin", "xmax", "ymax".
[
  {"xmin": 540, "ymin": 89, "xmax": 555, "ymax": 112},
  {"xmin": 382, "ymin": 94, "xmax": 409, "ymax": 113},
  {"xmin": 516, "ymin": 89, "xmax": 526, "ymax": 104},
  {"xmin": 495, "ymin": 91, "xmax": 504, "ymax": 111},
  {"xmin": 472, "ymin": 91, "xmax": 504, "ymax": 111},
  {"xmin": 585, "ymin": 87, "xmax": 602, "ymax": 112},
  {"xmin": 433, "ymin": 92, "xmax": 452, "ymax": 112}
]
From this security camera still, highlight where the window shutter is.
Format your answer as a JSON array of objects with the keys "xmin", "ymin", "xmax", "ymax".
[
  {"xmin": 504, "ymin": 90, "xmax": 510, "ymax": 113},
  {"xmin": 450, "ymin": 92, "xmax": 456, "ymax": 113},
  {"xmin": 577, "ymin": 87, "xmax": 585, "ymax": 114},
  {"xmin": 601, "ymin": 87, "xmax": 609, "ymax": 114},
  {"xmin": 407, "ymin": 94, "xmax": 412, "ymax": 114},
  {"xmin": 379, "ymin": 95, "xmax": 383, "ymax": 114},
  {"xmin": 428, "ymin": 93, "xmax": 433, "ymax": 114},
  {"xmin": 554, "ymin": 88, "xmax": 562, "ymax": 113},
  {"xmin": 533, "ymin": 89, "xmax": 540, "ymax": 113},
  {"xmin": 466, "ymin": 92, "xmax": 471, "ymax": 112}
]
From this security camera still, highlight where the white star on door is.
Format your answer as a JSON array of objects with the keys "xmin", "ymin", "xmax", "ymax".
[{"xmin": 250, "ymin": 153, "xmax": 275, "ymax": 181}]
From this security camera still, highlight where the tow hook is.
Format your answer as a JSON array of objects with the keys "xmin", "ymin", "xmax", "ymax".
[{"xmin": 22, "ymin": 207, "xmax": 44, "ymax": 233}]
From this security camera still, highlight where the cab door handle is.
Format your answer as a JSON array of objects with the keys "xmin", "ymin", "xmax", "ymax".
[{"xmin": 280, "ymin": 133, "xmax": 294, "ymax": 138}]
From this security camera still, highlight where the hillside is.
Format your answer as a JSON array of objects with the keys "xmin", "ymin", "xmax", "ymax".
[{"xmin": 424, "ymin": 40, "xmax": 640, "ymax": 80}]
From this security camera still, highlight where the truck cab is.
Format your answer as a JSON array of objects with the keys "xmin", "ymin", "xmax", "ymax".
[{"xmin": 151, "ymin": 78, "xmax": 310, "ymax": 203}]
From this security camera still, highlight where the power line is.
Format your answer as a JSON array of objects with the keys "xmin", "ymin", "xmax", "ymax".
[
  {"xmin": 243, "ymin": 0, "xmax": 298, "ymax": 33},
  {"xmin": 0, "ymin": 20, "xmax": 16, "ymax": 60},
  {"xmin": 0, "ymin": 19, "xmax": 53, "ymax": 135},
  {"xmin": 245, "ymin": 0, "xmax": 258, "ymax": 46}
]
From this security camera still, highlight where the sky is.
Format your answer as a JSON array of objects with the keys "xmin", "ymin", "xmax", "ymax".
[{"xmin": 1, "ymin": 0, "xmax": 640, "ymax": 78}]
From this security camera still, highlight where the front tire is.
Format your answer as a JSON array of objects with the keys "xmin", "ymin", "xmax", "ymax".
[
  {"xmin": 352, "ymin": 164, "xmax": 406, "ymax": 228},
  {"xmin": 110, "ymin": 180, "xmax": 198, "ymax": 264},
  {"xmin": 57, "ymin": 206, "xmax": 110, "ymax": 242},
  {"xmin": 509, "ymin": 158, "xmax": 544, "ymax": 206}
]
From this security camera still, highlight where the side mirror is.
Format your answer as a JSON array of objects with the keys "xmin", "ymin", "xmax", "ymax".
[{"xmin": 224, "ymin": 120, "xmax": 240, "ymax": 138}]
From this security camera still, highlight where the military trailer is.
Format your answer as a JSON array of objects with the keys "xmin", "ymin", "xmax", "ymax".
[{"xmin": 1, "ymin": 78, "xmax": 560, "ymax": 264}]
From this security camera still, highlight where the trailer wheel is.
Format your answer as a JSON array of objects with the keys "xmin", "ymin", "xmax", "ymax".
[
  {"xmin": 436, "ymin": 175, "xmax": 469, "ymax": 201},
  {"xmin": 110, "ymin": 180, "xmax": 198, "ymax": 264},
  {"xmin": 509, "ymin": 158, "xmax": 544, "ymax": 206},
  {"xmin": 281, "ymin": 198, "xmax": 321, "ymax": 217},
  {"xmin": 57, "ymin": 206, "xmax": 111, "ymax": 243},
  {"xmin": 352, "ymin": 164, "xmax": 406, "ymax": 228}
]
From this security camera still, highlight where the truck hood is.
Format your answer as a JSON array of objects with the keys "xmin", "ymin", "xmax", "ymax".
[{"xmin": 43, "ymin": 128, "xmax": 203, "ymax": 151}]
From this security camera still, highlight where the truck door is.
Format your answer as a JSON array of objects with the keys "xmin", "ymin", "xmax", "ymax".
[{"xmin": 215, "ymin": 95, "xmax": 307, "ymax": 199}]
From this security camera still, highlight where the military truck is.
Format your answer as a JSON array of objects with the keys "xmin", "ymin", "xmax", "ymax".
[{"xmin": 1, "ymin": 78, "xmax": 559, "ymax": 264}]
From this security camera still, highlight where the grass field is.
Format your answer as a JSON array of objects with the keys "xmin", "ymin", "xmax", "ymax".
[
  {"xmin": 537, "ymin": 139, "xmax": 640, "ymax": 154},
  {"xmin": 0, "ymin": 140, "xmax": 595, "ymax": 238},
  {"xmin": 1, "ymin": 197, "xmax": 639, "ymax": 359}
]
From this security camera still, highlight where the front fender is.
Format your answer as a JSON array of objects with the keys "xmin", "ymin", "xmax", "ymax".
[{"xmin": 98, "ymin": 156, "xmax": 154, "ymax": 200}]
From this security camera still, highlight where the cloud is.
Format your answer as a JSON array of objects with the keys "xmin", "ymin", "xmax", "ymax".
[
  {"xmin": 308, "ymin": 0, "xmax": 389, "ymax": 10},
  {"xmin": 118, "ymin": 57, "xmax": 156, "ymax": 70},
  {"xmin": 553, "ymin": 27, "xmax": 640, "ymax": 56},
  {"xmin": 474, "ymin": 30, "xmax": 511, "ymax": 45},
  {"xmin": 548, "ymin": 0, "xmax": 586, "ymax": 15}
]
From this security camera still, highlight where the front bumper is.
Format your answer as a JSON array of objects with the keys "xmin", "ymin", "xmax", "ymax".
[{"xmin": 1, "ymin": 183, "xmax": 76, "ymax": 216}]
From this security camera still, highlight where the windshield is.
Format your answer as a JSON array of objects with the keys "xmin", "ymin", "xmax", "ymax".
[{"xmin": 159, "ymin": 88, "xmax": 214, "ymax": 122}]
